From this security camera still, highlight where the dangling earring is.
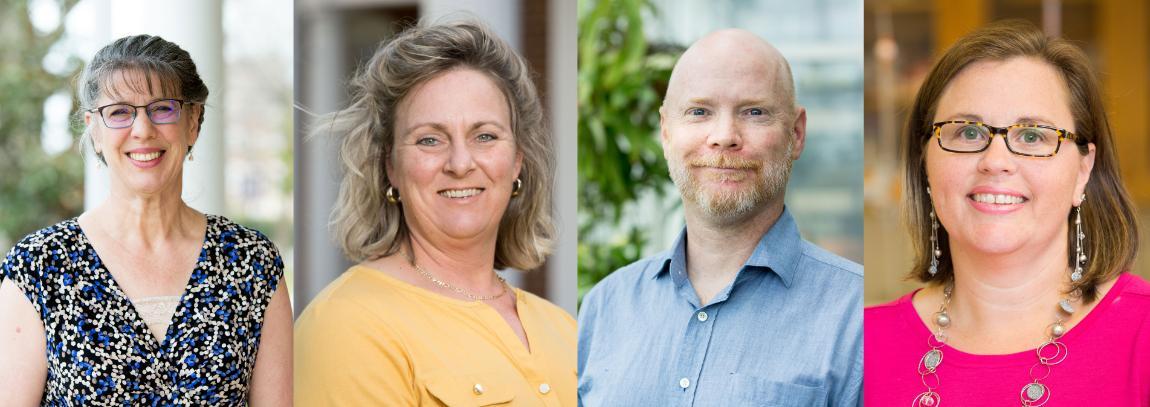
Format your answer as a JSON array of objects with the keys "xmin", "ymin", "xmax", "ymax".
[
  {"xmin": 187, "ymin": 145, "xmax": 195, "ymax": 162},
  {"xmin": 386, "ymin": 185, "xmax": 400, "ymax": 203},
  {"xmin": 1072, "ymin": 194, "xmax": 1087, "ymax": 282},
  {"xmin": 928, "ymin": 187, "xmax": 941, "ymax": 276},
  {"xmin": 511, "ymin": 178, "xmax": 523, "ymax": 197}
]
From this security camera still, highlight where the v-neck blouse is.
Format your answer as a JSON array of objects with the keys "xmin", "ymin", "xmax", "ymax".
[
  {"xmin": 1, "ymin": 215, "xmax": 284, "ymax": 406},
  {"xmin": 294, "ymin": 265, "xmax": 577, "ymax": 406}
]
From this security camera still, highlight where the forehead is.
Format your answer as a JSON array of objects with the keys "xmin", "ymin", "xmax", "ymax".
[
  {"xmin": 935, "ymin": 57, "xmax": 1073, "ymax": 127},
  {"xmin": 668, "ymin": 52, "xmax": 783, "ymax": 106},
  {"xmin": 95, "ymin": 67, "xmax": 182, "ymax": 104},
  {"xmin": 396, "ymin": 68, "xmax": 510, "ymax": 125}
]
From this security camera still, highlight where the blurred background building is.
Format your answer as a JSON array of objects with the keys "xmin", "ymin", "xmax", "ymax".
[
  {"xmin": 0, "ymin": 0, "xmax": 294, "ymax": 296},
  {"xmin": 294, "ymin": 0, "xmax": 578, "ymax": 315},
  {"xmin": 864, "ymin": 0, "xmax": 1150, "ymax": 304},
  {"xmin": 578, "ymin": 0, "xmax": 864, "ymax": 300}
]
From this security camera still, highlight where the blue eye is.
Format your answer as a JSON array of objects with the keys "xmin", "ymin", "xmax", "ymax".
[
  {"xmin": 416, "ymin": 137, "xmax": 440, "ymax": 146},
  {"xmin": 746, "ymin": 108, "xmax": 764, "ymax": 116},
  {"xmin": 687, "ymin": 108, "xmax": 708, "ymax": 116},
  {"xmin": 476, "ymin": 133, "xmax": 496, "ymax": 142}
]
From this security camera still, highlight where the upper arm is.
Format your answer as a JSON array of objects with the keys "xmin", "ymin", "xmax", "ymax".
[
  {"xmin": 0, "ymin": 278, "xmax": 47, "ymax": 406},
  {"xmin": 294, "ymin": 297, "xmax": 417, "ymax": 406},
  {"xmin": 248, "ymin": 277, "xmax": 292, "ymax": 407}
]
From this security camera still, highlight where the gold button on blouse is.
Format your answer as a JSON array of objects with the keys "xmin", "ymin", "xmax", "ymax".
[{"xmin": 473, "ymin": 383, "xmax": 485, "ymax": 395}]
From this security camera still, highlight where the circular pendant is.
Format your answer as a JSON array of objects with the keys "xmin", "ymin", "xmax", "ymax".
[
  {"xmin": 1020, "ymin": 383, "xmax": 1050, "ymax": 406},
  {"xmin": 913, "ymin": 391, "xmax": 940, "ymax": 406}
]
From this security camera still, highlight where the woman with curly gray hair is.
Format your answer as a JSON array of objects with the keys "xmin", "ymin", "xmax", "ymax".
[{"xmin": 295, "ymin": 20, "xmax": 574, "ymax": 405}]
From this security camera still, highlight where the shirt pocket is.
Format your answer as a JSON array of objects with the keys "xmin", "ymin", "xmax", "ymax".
[
  {"xmin": 732, "ymin": 374, "xmax": 829, "ymax": 406},
  {"xmin": 423, "ymin": 371, "xmax": 517, "ymax": 407}
]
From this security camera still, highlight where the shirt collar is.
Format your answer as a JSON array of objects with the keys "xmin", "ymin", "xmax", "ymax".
[{"xmin": 652, "ymin": 207, "xmax": 803, "ymax": 289}]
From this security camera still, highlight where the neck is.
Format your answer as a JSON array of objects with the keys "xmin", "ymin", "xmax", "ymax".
[
  {"xmin": 682, "ymin": 199, "xmax": 783, "ymax": 296},
  {"xmin": 90, "ymin": 189, "xmax": 199, "ymax": 249},
  {"xmin": 407, "ymin": 230, "xmax": 501, "ymax": 290},
  {"xmin": 943, "ymin": 236, "xmax": 1072, "ymax": 352}
]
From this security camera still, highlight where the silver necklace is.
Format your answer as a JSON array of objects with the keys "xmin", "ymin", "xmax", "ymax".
[
  {"xmin": 408, "ymin": 256, "xmax": 508, "ymax": 301},
  {"xmin": 915, "ymin": 284, "xmax": 1074, "ymax": 407}
]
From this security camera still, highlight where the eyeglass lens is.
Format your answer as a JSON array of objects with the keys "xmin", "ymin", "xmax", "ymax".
[{"xmin": 101, "ymin": 100, "xmax": 182, "ymax": 128}]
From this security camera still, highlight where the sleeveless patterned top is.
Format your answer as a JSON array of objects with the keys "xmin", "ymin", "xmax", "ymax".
[{"xmin": 1, "ymin": 215, "xmax": 284, "ymax": 406}]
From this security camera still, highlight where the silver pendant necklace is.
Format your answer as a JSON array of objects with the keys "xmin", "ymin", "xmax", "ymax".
[{"xmin": 914, "ymin": 284, "xmax": 1074, "ymax": 406}]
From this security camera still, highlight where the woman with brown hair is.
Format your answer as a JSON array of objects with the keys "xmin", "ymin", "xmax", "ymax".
[
  {"xmin": 294, "ymin": 20, "xmax": 574, "ymax": 406},
  {"xmin": 865, "ymin": 20, "xmax": 1150, "ymax": 406}
]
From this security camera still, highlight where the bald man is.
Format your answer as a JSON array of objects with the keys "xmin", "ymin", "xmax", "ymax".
[{"xmin": 577, "ymin": 30, "xmax": 862, "ymax": 406}]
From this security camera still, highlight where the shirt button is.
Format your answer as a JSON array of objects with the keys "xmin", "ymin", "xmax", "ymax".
[
  {"xmin": 473, "ymin": 383, "xmax": 485, "ymax": 395},
  {"xmin": 679, "ymin": 377, "xmax": 691, "ymax": 389},
  {"xmin": 539, "ymin": 383, "xmax": 551, "ymax": 394},
  {"xmin": 697, "ymin": 311, "xmax": 708, "ymax": 322}
]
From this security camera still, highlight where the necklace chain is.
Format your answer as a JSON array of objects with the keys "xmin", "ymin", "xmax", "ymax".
[
  {"xmin": 408, "ymin": 256, "xmax": 508, "ymax": 301},
  {"xmin": 914, "ymin": 284, "xmax": 1074, "ymax": 407}
]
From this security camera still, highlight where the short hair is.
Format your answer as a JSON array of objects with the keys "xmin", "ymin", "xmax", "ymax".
[
  {"xmin": 324, "ymin": 19, "xmax": 555, "ymax": 270},
  {"xmin": 77, "ymin": 35, "xmax": 208, "ymax": 165},
  {"xmin": 903, "ymin": 20, "xmax": 1138, "ymax": 303}
]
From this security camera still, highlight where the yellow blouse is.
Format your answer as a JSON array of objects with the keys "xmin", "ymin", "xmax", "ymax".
[{"xmin": 295, "ymin": 265, "xmax": 577, "ymax": 406}]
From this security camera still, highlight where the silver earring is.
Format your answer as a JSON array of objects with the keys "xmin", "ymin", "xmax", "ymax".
[
  {"xmin": 386, "ymin": 186, "xmax": 400, "ymax": 203},
  {"xmin": 511, "ymin": 178, "xmax": 523, "ymax": 197},
  {"xmin": 928, "ymin": 187, "xmax": 940, "ymax": 276},
  {"xmin": 1072, "ymin": 198, "xmax": 1086, "ymax": 282}
]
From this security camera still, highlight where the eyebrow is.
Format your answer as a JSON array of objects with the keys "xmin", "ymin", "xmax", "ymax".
[
  {"xmin": 941, "ymin": 112, "xmax": 1059, "ymax": 127},
  {"xmin": 402, "ymin": 120, "xmax": 509, "ymax": 136}
]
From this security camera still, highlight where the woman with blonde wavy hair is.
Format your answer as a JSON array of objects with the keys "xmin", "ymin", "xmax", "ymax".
[{"xmin": 294, "ymin": 20, "xmax": 574, "ymax": 405}]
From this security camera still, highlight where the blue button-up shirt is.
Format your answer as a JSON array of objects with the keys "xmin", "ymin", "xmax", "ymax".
[{"xmin": 578, "ymin": 208, "xmax": 862, "ymax": 406}]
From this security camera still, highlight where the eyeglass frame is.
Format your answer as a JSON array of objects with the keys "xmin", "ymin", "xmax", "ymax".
[
  {"xmin": 931, "ymin": 120, "xmax": 1080, "ymax": 158},
  {"xmin": 86, "ymin": 98, "xmax": 197, "ymax": 129}
]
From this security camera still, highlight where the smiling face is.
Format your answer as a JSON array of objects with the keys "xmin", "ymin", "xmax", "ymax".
[
  {"xmin": 926, "ymin": 56, "xmax": 1095, "ymax": 257},
  {"xmin": 388, "ymin": 68, "xmax": 522, "ymax": 244},
  {"xmin": 86, "ymin": 70, "xmax": 200, "ymax": 198},
  {"xmin": 661, "ymin": 30, "xmax": 805, "ymax": 224}
]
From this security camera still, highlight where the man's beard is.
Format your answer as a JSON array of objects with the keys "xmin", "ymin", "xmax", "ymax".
[{"xmin": 668, "ymin": 139, "xmax": 793, "ymax": 223}]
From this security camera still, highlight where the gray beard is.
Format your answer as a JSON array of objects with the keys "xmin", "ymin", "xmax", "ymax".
[{"xmin": 668, "ymin": 139, "xmax": 793, "ymax": 224}]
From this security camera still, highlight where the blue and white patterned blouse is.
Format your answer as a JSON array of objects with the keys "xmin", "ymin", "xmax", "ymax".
[{"xmin": 1, "ymin": 215, "xmax": 284, "ymax": 406}]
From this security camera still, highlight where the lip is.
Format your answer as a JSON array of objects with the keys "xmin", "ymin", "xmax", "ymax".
[
  {"xmin": 124, "ymin": 148, "xmax": 165, "ymax": 169},
  {"xmin": 967, "ymin": 186, "xmax": 1028, "ymax": 214},
  {"xmin": 437, "ymin": 187, "xmax": 485, "ymax": 200}
]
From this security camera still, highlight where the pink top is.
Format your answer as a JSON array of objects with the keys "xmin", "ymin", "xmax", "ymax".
[{"xmin": 865, "ymin": 273, "xmax": 1150, "ymax": 406}]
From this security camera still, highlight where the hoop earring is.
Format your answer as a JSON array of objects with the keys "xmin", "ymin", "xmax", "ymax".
[
  {"xmin": 386, "ymin": 186, "xmax": 400, "ymax": 203},
  {"xmin": 511, "ymin": 178, "xmax": 523, "ymax": 197},
  {"xmin": 928, "ymin": 187, "xmax": 941, "ymax": 276},
  {"xmin": 1072, "ymin": 195, "xmax": 1087, "ymax": 282}
]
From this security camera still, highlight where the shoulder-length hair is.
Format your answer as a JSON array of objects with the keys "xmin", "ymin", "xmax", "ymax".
[
  {"xmin": 321, "ymin": 19, "xmax": 555, "ymax": 270},
  {"xmin": 903, "ymin": 19, "xmax": 1138, "ymax": 303}
]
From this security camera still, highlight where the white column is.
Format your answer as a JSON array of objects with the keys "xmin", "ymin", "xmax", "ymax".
[
  {"xmin": 421, "ymin": 0, "xmax": 521, "ymax": 51},
  {"xmin": 295, "ymin": 9, "xmax": 351, "ymax": 315},
  {"xmin": 549, "ymin": 0, "xmax": 577, "ymax": 314},
  {"xmin": 85, "ymin": 0, "xmax": 224, "ymax": 214}
]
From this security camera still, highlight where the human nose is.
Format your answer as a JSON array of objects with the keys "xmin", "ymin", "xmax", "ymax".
[
  {"xmin": 977, "ymin": 134, "xmax": 1017, "ymax": 175},
  {"xmin": 128, "ymin": 107, "xmax": 157, "ymax": 139},
  {"xmin": 444, "ymin": 139, "xmax": 476, "ymax": 175},
  {"xmin": 706, "ymin": 113, "xmax": 742, "ymax": 150}
]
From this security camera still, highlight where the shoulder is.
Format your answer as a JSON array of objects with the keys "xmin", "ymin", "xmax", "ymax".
[
  {"xmin": 209, "ymin": 215, "xmax": 279, "ymax": 253},
  {"xmin": 297, "ymin": 266, "xmax": 407, "ymax": 327},
  {"xmin": 516, "ymin": 288, "xmax": 575, "ymax": 326},
  {"xmin": 581, "ymin": 251, "xmax": 668, "ymax": 310},
  {"xmin": 3, "ymin": 219, "xmax": 81, "ymax": 275},
  {"xmin": 797, "ymin": 239, "xmax": 863, "ymax": 280}
]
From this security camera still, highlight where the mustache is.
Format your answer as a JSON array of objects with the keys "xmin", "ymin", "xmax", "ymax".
[{"xmin": 687, "ymin": 155, "xmax": 762, "ymax": 170}]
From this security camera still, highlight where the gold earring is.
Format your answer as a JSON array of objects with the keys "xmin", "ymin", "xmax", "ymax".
[
  {"xmin": 386, "ymin": 186, "xmax": 400, "ymax": 203},
  {"xmin": 511, "ymin": 178, "xmax": 523, "ymax": 197}
]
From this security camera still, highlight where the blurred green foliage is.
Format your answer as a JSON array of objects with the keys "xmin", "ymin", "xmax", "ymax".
[
  {"xmin": 0, "ymin": 0, "xmax": 84, "ymax": 247},
  {"xmin": 577, "ymin": 0, "xmax": 682, "ymax": 302}
]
